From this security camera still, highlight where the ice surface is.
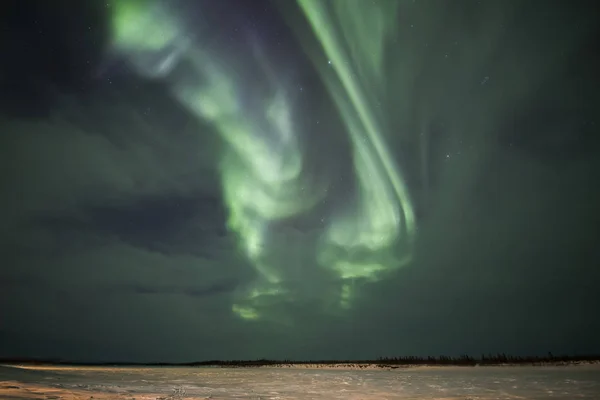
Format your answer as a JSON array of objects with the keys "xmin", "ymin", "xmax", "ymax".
[{"xmin": 1, "ymin": 364, "xmax": 599, "ymax": 399}]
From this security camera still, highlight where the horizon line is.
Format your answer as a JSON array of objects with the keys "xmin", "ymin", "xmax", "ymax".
[{"xmin": 2, "ymin": 353, "xmax": 600, "ymax": 367}]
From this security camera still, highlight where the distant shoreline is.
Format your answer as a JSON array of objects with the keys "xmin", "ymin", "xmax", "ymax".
[
  {"xmin": 254, "ymin": 361, "xmax": 600, "ymax": 370},
  {"xmin": 2, "ymin": 356, "xmax": 599, "ymax": 370},
  {"xmin": 4, "ymin": 361, "xmax": 600, "ymax": 373}
]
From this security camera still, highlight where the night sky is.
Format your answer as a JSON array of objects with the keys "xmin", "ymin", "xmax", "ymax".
[{"xmin": 1, "ymin": 0, "xmax": 599, "ymax": 363}]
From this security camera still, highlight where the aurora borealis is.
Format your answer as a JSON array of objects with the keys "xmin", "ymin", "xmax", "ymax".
[
  {"xmin": 1, "ymin": 0, "xmax": 600, "ymax": 362},
  {"xmin": 110, "ymin": 0, "xmax": 417, "ymax": 320}
]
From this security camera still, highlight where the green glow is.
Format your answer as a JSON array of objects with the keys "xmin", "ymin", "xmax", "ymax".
[
  {"xmin": 111, "ymin": 0, "xmax": 179, "ymax": 51},
  {"xmin": 296, "ymin": 0, "xmax": 416, "ymax": 306},
  {"xmin": 108, "ymin": 0, "xmax": 416, "ymax": 319}
]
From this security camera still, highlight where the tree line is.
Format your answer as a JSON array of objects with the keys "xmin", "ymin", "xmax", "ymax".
[{"xmin": 2, "ymin": 353, "xmax": 598, "ymax": 367}]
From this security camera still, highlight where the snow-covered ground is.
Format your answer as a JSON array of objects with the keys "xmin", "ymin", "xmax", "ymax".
[{"xmin": 1, "ymin": 364, "xmax": 599, "ymax": 399}]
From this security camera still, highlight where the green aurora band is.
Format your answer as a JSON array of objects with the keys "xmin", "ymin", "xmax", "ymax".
[{"xmin": 109, "ymin": 0, "xmax": 415, "ymax": 321}]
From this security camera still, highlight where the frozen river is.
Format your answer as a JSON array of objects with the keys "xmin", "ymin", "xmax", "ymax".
[{"xmin": 1, "ymin": 364, "xmax": 599, "ymax": 399}]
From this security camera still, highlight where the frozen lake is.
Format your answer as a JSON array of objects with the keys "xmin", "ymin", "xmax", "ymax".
[{"xmin": 1, "ymin": 364, "xmax": 599, "ymax": 399}]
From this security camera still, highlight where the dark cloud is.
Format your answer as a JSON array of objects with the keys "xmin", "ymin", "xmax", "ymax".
[{"xmin": 116, "ymin": 280, "xmax": 238, "ymax": 298}]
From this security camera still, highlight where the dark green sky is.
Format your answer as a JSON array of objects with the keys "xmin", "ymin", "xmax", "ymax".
[{"xmin": 1, "ymin": 0, "xmax": 599, "ymax": 362}]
